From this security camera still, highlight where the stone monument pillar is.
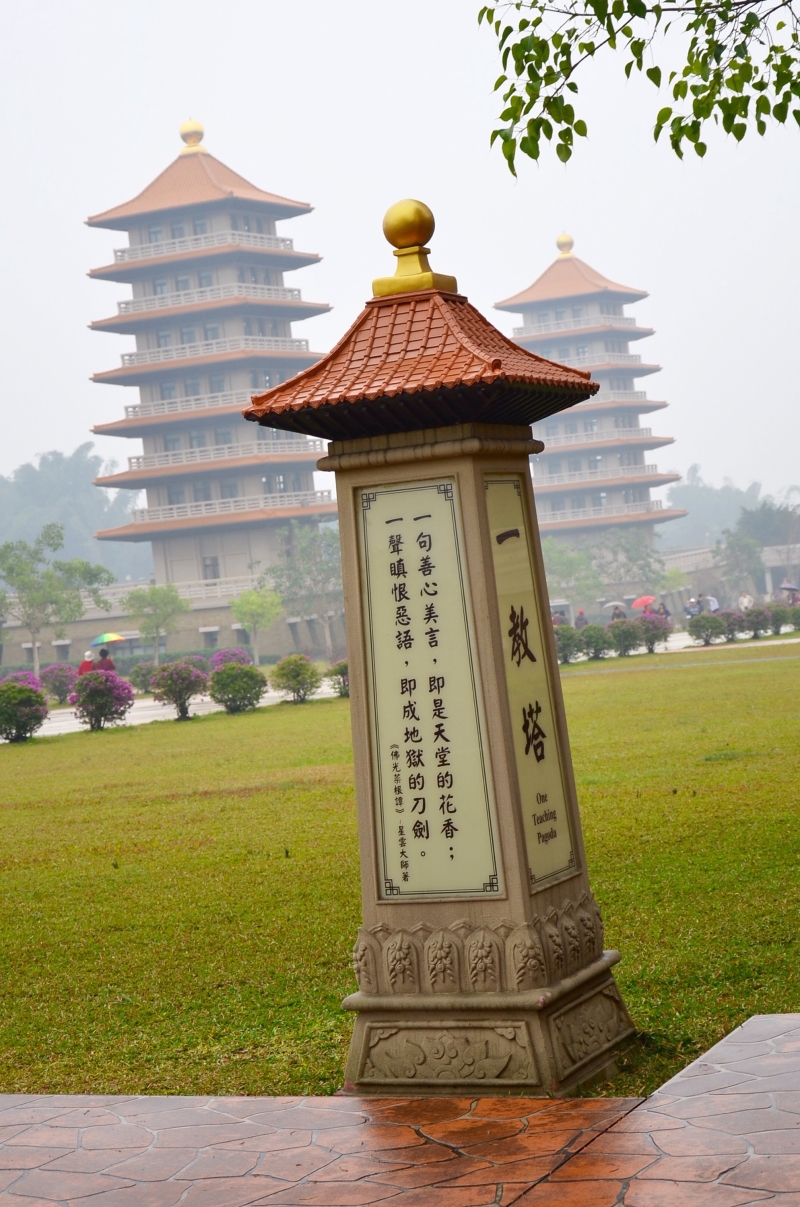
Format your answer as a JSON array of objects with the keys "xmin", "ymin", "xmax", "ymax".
[{"xmin": 244, "ymin": 201, "xmax": 634, "ymax": 1095}]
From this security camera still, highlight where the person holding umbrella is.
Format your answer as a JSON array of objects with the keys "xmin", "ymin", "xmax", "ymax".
[
  {"xmin": 96, "ymin": 647, "xmax": 116, "ymax": 671},
  {"xmin": 89, "ymin": 633, "xmax": 125, "ymax": 672}
]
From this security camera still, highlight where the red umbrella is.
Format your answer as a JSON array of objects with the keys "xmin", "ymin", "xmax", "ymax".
[{"xmin": 631, "ymin": 595, "xmax": 656, "ymax": 609}]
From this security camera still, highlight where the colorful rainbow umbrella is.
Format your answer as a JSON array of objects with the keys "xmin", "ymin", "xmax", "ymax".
[{"xmin": 89, "ymin": 633, "xmax": 126, "ymax": 647}]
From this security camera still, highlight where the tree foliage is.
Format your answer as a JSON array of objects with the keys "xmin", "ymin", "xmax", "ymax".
[
  {"xmin": 70, "ymin": 670, "xmax": 135, "ymax": 731},
  {"xmin": 263, "ymin": 523, "xmax": 343, "ymax": 659},
  {"xmin": 0, "ymin": 682, "xmax": 48, "ymax": 742},
  {"xmin": 663, "ymin": 465, "xmax": 763, "ymax": 548},
  {"xmin": 0, "ymin": 523, "xmax": 113, "ymax": 675},
  {"xmin": 40, "ymin": 663, "xmax": 78, "ymax": 704},
  {"xmin": 481, "ymin": 0, "xmax": 800, "ymax": 171},
  {"xmin": 269, "ymin": 654, "xmax": 323, "ymax": 703},
  {"xmin": 688, "ymin": 612, "xmax": 727, "ymax": 643},
  {"xmin": 229, "ymin": 587, "xmax": 283, "ymax": 665},
  {"xmin": 150, "ymin": 662, "xmax": 209, "ymax": 721},
  {"xmin": 586, "ymin": 527, "xmax": 664, "ymax": 589},
  {"xmin": 209, "ymin": 663, "xmax": 267, "ymax": 714},
  {"xmin": 0, "ymin": 443, "xmax": 152, "ymax": 581},
  {"xmin": 714, "ymin": 527, "xmax": 764, "ymax": 595},
  {"xmin": 541, "ymin": 536, "xmax": 603, "ymax": 602},
  {"xmin": 122, "ymin": 584, "xmax": 190, "ymax": 665}
]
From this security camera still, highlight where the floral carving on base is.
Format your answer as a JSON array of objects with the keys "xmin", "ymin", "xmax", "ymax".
[{"xmin": 361, "ymin": 1023, "xmax": 540, "ymax": 1085}]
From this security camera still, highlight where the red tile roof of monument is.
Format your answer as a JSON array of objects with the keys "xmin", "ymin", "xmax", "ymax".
[
  {"xmin": 87, "ymin": 152, "xmax": 311, "ymax": 229},
  {"xmin": 496, "ymin": 254, "xmax": 647, "ymax": 309},
  {"xmin": 244, "ymin": 289, "xmax": 597, "ymax": 438}
]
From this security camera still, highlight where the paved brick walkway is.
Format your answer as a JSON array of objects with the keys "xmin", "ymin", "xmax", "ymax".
[{"xmin": 0, "ymin": 1014, "xmax": 795, "ymax": 1204}]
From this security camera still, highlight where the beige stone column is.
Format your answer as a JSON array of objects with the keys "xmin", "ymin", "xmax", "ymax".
[{"xmin": 320, "ymin": 422, "xmax": 634, "ymax": 1095}]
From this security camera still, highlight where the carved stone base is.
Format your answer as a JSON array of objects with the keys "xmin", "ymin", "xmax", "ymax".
[{"xmin": 343, "ymin": 954, "xmax": 635, "ymax": 1096}]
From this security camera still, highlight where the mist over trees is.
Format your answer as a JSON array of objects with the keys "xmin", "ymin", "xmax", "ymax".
[
  {"xmin": 661, "ymin": 465, "xmax": 764, "ymax": 548},
  {"xmin": 0, "ymin": 444, "xmax": 153, "ymax": 582}
]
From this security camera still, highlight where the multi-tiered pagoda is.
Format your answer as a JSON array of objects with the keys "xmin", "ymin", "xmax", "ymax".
[
  {"xmin": 496, "ymin": 235, "xmax": 685, "ymax": 539},
  {"xmin": 90, "ymin": 120, "xmax": 335, "ymax": 588}
]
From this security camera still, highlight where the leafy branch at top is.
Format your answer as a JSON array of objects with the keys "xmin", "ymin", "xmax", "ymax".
[{"xmin": 479, "ymin": 0, "xmax": 800, "ymax": 169}]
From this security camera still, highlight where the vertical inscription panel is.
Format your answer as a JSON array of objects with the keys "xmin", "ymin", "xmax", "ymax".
[
  {"xmin": 485, "ymin": 476, "xmax": 576, "ymax": 890},
  {"xmin": 358, "ymin": 479, "xmax": 502, "ymax": 900}
]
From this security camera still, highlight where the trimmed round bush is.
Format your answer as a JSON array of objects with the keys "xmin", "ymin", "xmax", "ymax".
[
  {"xmin": 177, "ymin": 653, "xmax": 210, "ymax": 673},
  {"xmin": 743, "ymin": 607, "xmax": 772, "ymax": 638},
  {"xmin": 0, "ymin": 682, "xmax": 48, "ymax": 742},
  {"xmin": 790, "ymin": 606, "xmax": 800, "ymax": 631},
  {"xmin": 209, "ymin": 663, "xmax": 267, "ymax": 714},
  {"xmin": 270, "ymin": 654, "xmax": 322, "ymax": 702},
  {"xmin": 639, "ymin": 613, "xmax": 672, "ymax": 654},
  {"xmin": 326, "ymin": 660, "xmax": 349, "ymax": 697},
  {"xmin": 150, "ymin": 661, "xmax": 209, "ymax": 721},
  {"xmin": 609, "ymin": 618, "xmax": 642, "ymax": 656},
  {"xmin": 40, "ymin": 663, "xmax": 78, "ymax": 704},
  {"xmin": 0, "ymin": 670, "xmax": 42, "ymax": 692},
  {"xmin": 554, "ymin": 626, "xmax": 583, "ymax": 664},
  {"xmin": 688, "ymin": 613, "xmax": 727, "ymax": 646},
  {"xmin": 129, "ymin": 661, "xmax": 156, "ymax": 693},
  {"xmin": 717, "ymin": 610, "xmax": 744, "ymax": 642},
  {"xmin": 581, "ymin": 624, "xmax": 613, "ymax": 660},
  {"xmin": 69, "ymin": 671, "xmax": 135, "ymax": 732},
  {"xmin": 209, "ymin": 647, "xmax": 252, "ymax": 671},
  {"xmin": 768, "ymin": 604, "xmax": 790, "ymax": 635}
]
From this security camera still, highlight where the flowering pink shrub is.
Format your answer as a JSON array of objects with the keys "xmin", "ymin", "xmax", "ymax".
[
  {"xmin": 70, "ymin": 671, "xmax": 135, "ymax": 732},
  {"xmin": 173, "ymin": 653, "xmax": 210, "ymax": 673},
  {"xmin": 0, "ymin": 682, "xmax": 48, "ymax": 742},
  {"xmin": 210, "ymin": 647, "xmax": 252, "ymax": 671},
  {"xmin": 638, "ymin": 613, "xmax": 672, "ymax": 653},
  {"xmin": 40, "ymin": 663, "xmax": 78, "ymax": 704},
  {"xmin": 0, "ymin": 670, "xmax": 42, "ymax": 692},
  {"xmin": 150, "ymin": 661, "xmax": 209, "ymax": 720}
]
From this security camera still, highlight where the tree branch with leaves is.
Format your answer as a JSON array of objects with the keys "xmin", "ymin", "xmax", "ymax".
[
  {"xmin": 122, "ymin": 583, "xmax": 190, "ymax": 666},
  {"xmin": 0, "ymin": 523, "xmax": 114, "ymax": 676},
  {"xmin": 480, "ymin": 0, "xmax": 800, "ymax": 170}
]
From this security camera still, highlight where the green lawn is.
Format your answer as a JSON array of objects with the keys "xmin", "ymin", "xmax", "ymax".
[{"xmin": 1, "ymin": 645, "xmax": 798, "ymax": 1097}]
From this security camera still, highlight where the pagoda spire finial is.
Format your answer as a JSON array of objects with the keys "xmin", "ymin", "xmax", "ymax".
[
  {"xmin": 179, "ymin": 119, "xmax": 207, "ymax": 155},
  {"xmin": 372, "ymin": 199, "xmax": 458, "ymax": 297},
  {"xmin": 556, "ymin": 232, "xmax": 574, "ymax": 258}
]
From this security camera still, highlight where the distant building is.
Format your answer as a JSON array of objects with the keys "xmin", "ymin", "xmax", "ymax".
[
  {"xmin": 89, "ymin": 120, "xmax": 335, "ymax": 591},
  {"xmin": 496, "ymin": 235, "xmax": 685, "ymax": 541}
]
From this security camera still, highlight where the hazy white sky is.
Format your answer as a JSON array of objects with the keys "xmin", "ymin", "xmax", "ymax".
[{"xmin": 1, "ymin": 0, "xmax": 798, "ymax": 497}]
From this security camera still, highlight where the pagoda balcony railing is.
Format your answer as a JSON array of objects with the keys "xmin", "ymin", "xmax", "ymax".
[
  {"xmin": 132, "ymin": 489, "xmax": 333, "ymax": 524},
  {"xmin": 513, "ymin": 314, "xmax": 637, "ymax": 338},
  {"xmin": 534, "ymin": 464, "xmax": 663, "ymax": 486},
  {"xmin": 118, "ymin": 284, "xmax": 302, "ymax": 315},
  {"xmin": 124, "ymin": 390, "xmax": 252, "ymax": 419},
  {"xmin": 541, "ymin": 428, "xmax": 653, "ymax": 447},
  {"xmin": 121, "ymin": 335, "xmax": 309, "ymax": 367},
  {"xmin": 544, "ymin": 500, "xmax": 663, "ymax": 523},
  {"xmin": 557, "ymin": 352, "xmax": 642, "ymax": 368},
  {"xmin": 594, "ymin": 389, "xmax": 647, "ymax": 402},
  {"xmin": 114, "ymin": 230, "xmax": 294, "ymax": 263},
  {"xmin": 127, "ymin": 438, "xmax": 326, "ymax": 470},
  {"xmin": 71, "ymin": 575, "xmax": 262, "ymax": 609}
]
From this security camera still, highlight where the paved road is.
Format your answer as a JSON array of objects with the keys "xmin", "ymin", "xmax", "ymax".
[
  {"xmin": 22, "ymin": 632, "xmax": 800, "ymax": 740},
  {"xmin": 36, "ymin": 683, "xmax": 338, "ymax": 738}
]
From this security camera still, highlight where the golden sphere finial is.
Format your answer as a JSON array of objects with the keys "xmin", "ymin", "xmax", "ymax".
[
  {"xmin": 179, "ymin": 119, "xmax": 207, "ymax": 154},
  {"xmin": 556, "ymin": 232, "xmax": 574, "ymax": 257},
  {"xmin": 383, "ymin": 199, "xmax": 435, "ymax": 250}
]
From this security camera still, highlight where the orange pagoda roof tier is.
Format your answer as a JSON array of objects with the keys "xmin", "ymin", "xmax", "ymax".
[
  {"xmin": 88, "ymin": 143, "xmax": 311, "ymax": 230},
  {"xmin": 496, "ymin": 240, "xmax": 647, "ymax": 311},
  {"xmin": 245, "ymin": 208, "xmax": 598, "ymax": 442}
]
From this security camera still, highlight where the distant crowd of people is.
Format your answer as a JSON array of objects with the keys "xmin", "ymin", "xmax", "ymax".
[
  {"xmin": 554, "ymin": 602, "xmax": 672, "ymax": 628},
  {"xmin": 77, "ymin": 648, "xmax": 116, "ymax": 676}
]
